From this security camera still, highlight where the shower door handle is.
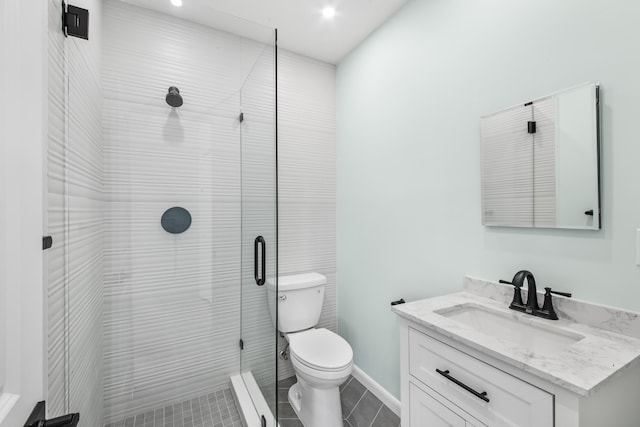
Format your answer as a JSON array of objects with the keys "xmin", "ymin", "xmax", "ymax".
[{"xmin": 254, "ymin": 236, "xmax": 266, "ymax": 286}]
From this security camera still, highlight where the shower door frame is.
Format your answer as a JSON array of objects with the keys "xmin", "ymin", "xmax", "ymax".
[{"xmin": 232, "ymin": 28, "xmax": 280, "ymax": 427}]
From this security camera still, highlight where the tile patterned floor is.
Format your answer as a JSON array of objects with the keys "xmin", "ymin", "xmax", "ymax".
[
  {"xmin": 105, "ymin": 376, "xmax": 400, "ymax": 427},
  {"xmin": 278, "ymin": 375, "xmax": 401, "ymax": 427},
  {"xmin": 104, "ymin": 388, "xmax": 242, "ymax": 427}
]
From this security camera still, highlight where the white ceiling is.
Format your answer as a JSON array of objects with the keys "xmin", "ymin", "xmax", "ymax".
[{"xmin": 119, "ymin": 0, "xmax": 408, "ymax": 64}]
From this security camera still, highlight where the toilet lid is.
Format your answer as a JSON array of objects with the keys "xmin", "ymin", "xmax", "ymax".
[{"xmin": 288, "ymin": 328, "xmax": 353, "ymax": 371}]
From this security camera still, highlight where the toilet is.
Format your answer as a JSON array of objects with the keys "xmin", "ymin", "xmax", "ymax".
[{"xmin": 267, "ymin": 273, "xmax": 353, "ymax": 427}]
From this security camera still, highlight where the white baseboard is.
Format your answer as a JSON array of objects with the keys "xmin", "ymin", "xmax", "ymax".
[{"xmin": 352, "ymin": 365, "xmax": 401, "ymax": 416}]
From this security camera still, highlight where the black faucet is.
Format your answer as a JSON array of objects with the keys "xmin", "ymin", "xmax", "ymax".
[
  {"xmin": 500, "ymin": 270, "xmax": 572, "ymax": 320},
  {"xmin": 513, "ymin": 270, "xmax": 539, "ymax": 312}
]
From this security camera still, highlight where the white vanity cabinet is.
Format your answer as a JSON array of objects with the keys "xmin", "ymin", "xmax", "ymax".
[
  {"xmin": 395, "ymin": 279, "xmax": 640, "ymax": 427},
  {"xmin": 403, "ymin": 325, "xmax": 552, "ymax": 427},
  {"xmin": 407, "ymin": 327, "xmax": 552, "ymax": 427},
  {"xmin": 398, "ymin": 317, "xmax": 640, "ymax": 427}
]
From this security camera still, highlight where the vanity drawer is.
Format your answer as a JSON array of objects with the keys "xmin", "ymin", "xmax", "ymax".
[
  {"xmin": 408, "ymin": 327, "xmax": 553, "ymax": 427},
  {"xmin": 409, "ymin": 380, "xmax": 487, "ymax": 427}
]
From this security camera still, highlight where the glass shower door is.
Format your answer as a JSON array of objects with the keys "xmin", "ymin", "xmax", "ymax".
[
  {"xmin": 239, "ymin": 31, "xmax": 278, "ymax": 425},
  {"xmin": 46, "ymin": 1, "xmax": 279, "ymax": 425}
]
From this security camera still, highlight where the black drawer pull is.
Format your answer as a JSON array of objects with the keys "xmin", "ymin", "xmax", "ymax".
[{"xmin": 436, "ymin": 368, "xmax": 490, "ymax": 403}]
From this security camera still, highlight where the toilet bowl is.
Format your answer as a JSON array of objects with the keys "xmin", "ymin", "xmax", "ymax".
[
  {"xmin": 266, "ymin": 273, "xmax": 353, "ymax": 427},
  {"xmin": 287, "ymin": 328, "xmax": 353, "ymax": 427}
]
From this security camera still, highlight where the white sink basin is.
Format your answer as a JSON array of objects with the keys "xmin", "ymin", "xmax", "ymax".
[{"xmin": 435, "ymin": 303, "xmax": 584, "ymax": 355}]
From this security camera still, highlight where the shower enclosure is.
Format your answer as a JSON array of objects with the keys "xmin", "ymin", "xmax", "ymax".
[{"xmin": 46, "ymin": 0, "xmax": 278, "ymax": 425}]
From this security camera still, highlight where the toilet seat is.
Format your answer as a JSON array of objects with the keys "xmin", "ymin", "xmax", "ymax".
[{"xmin": 288, "ymin": 328, "xmax": 353, "ymax": 372}]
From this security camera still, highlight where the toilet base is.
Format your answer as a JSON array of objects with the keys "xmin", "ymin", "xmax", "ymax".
[
  {"xmin": 288, "ymin": 379, "xmax": 343, "ymax": 427},
  {"xmin": 288, "ymin": 383, "xmax": 303, "ymax": 415}
]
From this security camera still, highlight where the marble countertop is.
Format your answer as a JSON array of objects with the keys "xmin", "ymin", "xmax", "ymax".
[{"xmin": 392, "ymin": 279, "xmax": 640, "ymax": 397}]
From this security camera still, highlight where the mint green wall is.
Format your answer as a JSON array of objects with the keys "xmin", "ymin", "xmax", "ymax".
[{"xmin": 337, "ymin": 0, "xmax": 640, "ymax": 399}]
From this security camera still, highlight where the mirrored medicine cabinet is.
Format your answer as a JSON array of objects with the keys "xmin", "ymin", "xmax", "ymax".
[{"xmin": 480, "ymin": 82, "xmax": 601, "ymax": 230}]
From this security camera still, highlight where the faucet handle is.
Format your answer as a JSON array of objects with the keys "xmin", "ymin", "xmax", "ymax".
[
  {"xmin": 501, "ymin": 278, "xmax": 525, "ymax": 309},
  {"xmin": 540, "ymin": 287, "xmax": 571, "ymax": 320},
  {"xmin": 548, "ymin": 288, "xmax": 572, "ymax": 298}
]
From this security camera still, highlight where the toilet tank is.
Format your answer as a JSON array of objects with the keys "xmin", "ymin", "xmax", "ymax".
[{"xmin": 266, "ymin": 272, "xmax": 326, "ymax": 333}]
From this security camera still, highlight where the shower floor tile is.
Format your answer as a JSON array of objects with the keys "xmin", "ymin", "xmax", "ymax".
[{"xmin": 104, "ymin": 388, "xmax": 242, "ymax": 427}]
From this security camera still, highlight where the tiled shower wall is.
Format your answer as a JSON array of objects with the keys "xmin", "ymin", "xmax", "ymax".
[
  {"xmin": 47, "ymin": 0, "xmax": 104, "ymax": 426},
  {"xmin": 101, "ymin": 0, "xmax": 336, "ymax": 423},
  {"xmin": 102, "ymin": 0, "xmax": 257, "ymax": 421},
  {"xmin": 277, "ymin": 50, "xmax": 337, "ymax": 380}
]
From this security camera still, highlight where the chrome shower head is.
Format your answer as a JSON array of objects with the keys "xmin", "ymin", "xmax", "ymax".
[{"xmin": 166, "ymin": 86, "xmax": 183, "ymax": 108}]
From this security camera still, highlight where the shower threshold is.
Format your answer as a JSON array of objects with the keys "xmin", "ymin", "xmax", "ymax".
[{"xmin": 230, "ymin": 372, "xmax": 279, "ymax": 427}]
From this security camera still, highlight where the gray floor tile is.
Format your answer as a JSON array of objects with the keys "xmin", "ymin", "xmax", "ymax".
[
  {"xmin": 277, "ymin": 376, "xmax": 297, "ymax": 388},
  {"xmin": 278, "ymin": 419, "xmax": 303, "ymax": 427},
  {"xmin": 277, "ymin": 388, "xmax": 289, "ymax": 403},
  {"xmin": 341, "ymin": 377, "xmax": 367, "ymax": 418},
  {"xmin": 371, "ymin": 404, "xmax": 400, "ymax": 427},
  {"xmin": 105, "ymin": 380, "xmax": 398, "ymax": 427},
  {"xmin": 144, "ymin": 411, "xmax": 155, "ymax": 427},
  {"xmin": 134, "ymin": 413, "xmax": 145, "ymax": 426},
  {"xmin": 340, "ymin": 375, "xmax": 354, "ymax": 393},
  {"xmin": 105, "ymin": 387, "xmax": 243, "ymax": 427},
  {"xmin": 277, "ymin": 402, "xmax": 298, "ymax": 419},
  {"xmin": 347, "ymin": 391, "xmax": 383, "ymax": 427}
]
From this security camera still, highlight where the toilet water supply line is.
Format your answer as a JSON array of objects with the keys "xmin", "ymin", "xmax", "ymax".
[{"xmin": 280, "ymin": 343, "xmax": 289, "ymax": 360}]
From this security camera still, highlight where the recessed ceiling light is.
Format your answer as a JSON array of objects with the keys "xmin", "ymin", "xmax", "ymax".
[
  {"xmin": 322, "ymin": 6, "xmax": 336, "ymax": 18},
  {"xmin": 171, "ymin": 0, "xmax": 183, "ymax": 7}
]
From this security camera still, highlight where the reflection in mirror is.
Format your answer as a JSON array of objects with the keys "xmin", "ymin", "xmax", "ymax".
[{"xmin": 480, "ymin": 83, "xmax": 600, "ymax": 230}]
